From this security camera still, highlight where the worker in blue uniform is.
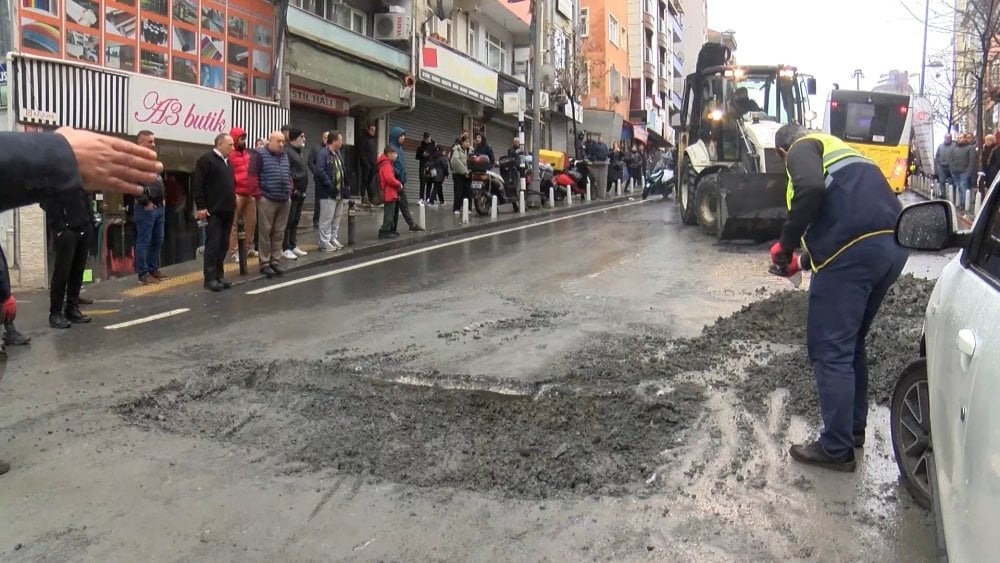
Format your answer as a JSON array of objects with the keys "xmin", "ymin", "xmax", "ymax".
[{"xmin": 770, "ymin": 123, "xmax": 908, "ymax": 472}]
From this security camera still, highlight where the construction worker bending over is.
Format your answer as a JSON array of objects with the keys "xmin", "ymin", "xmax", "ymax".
[{"xmin": 770, "ymin": 123, "xmax": 908, "ymax": 473}]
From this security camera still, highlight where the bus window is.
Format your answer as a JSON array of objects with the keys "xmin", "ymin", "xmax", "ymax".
[{"xmin": 830, "ymin": 101, "xmax": 908, "ymax": 146}]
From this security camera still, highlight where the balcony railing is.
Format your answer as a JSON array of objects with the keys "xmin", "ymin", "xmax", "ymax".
[
  {"xmin": 672, "ymin": 51, "xmax": 684, "ymax": 76},
  {"xmin": 670, "ymin": 13, "xmax": 683, "ymax": 42},
  {"xmin": 287, "ymin": 6, "xmax": 411, "ymax": 73}
]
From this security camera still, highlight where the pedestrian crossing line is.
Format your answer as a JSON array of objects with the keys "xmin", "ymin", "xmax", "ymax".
[
  {"xmin": 247, "ymin": 199, "xmax": 647, "ymax": 296},
  {"xmin": 104, "ymin": 308, "xmax": 190, "ymax": 330}
]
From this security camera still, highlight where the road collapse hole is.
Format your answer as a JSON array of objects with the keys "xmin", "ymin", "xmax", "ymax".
[{"xmin": 116, "ymin": 359, "xmax": 706, "ymax": 499}]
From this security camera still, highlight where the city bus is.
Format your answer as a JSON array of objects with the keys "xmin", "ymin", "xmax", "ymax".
[{"xmin": 822, "ymin": 90, "xmax": 912, "ymax": 193}]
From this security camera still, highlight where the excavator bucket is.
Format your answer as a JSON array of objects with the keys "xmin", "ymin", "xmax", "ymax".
[{"xmin": 717, "ymin": 172, "xmax": 788, "ymax": 241}]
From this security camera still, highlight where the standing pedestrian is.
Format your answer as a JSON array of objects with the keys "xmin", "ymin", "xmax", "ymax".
[
  {"xmin": 428, "ymin": 145, "xmax": 448, "ymax": 207},
  {"xmin": 950, "ymin": 133, "xmax": 974, "ymax": 208},
  {"xmin": 417, "ymin": 132, "xmax": 435, "ymax": 204},
  {"xmin": 0, "ymin": 243, "xmax": 28, "ymax": 349},
  {"xmin": 361, "ymin": 122, "xmax": 379, "ymax": 205},
  {"xmin": 377, "ymin": 146, "xmax": 402, "ymax": 239},
  {"xmin": 609, "ymin": 140, "xmax": 625, "ymax": 192},
  {"xmin": 254, "ymin": 138, "xmax": 265, "ymax": 149},
  {"xmin": 249, "ymin": 130, "xmax": 292, "ymax": 278},
  {"xmin": 982, "ymin": 134, "xmax": 1000, "ymax": 192},
  {"xmin": 388, "ymin": 126, "xmax": 424, "ymax": 233},
  {"xmin": 626, "ymin": 144, "xmax": 643, "ymax": 191},
  {"xmin": 193, "ymin": 133, "xmax": 236, "ymax": 292},
  {"xmin": 473, "ymin": 132, "xmax": 495, "ymax": 165},
  {"xmin": 315, "ymin": 130, "xmax": 349, "ymax": 251},
  {"xmin": 934, "ymin": 135, "xmax": 954, "ymax": 199},
  {"xmin": 508, "ymin": 137, "xmax": 523, "ymax": 158},
  {"xmin": 770, "ymin": 123, "xmax": 906, "ymax": 472},
  {"xmin": 450, "ymin": 134, "xmax": 471, "ymax": 214},
  {"xmin": 308, "ymin": 130, "xmax": 329, "ymax": 227},
  {"xmin": 227, "ymin": 127, "xmax": 258, "ymax": 262},
  {"xmin": 42, "ymin": 186, "xmax": 94, "ymax": 328},
  {"xmin": 133, "ymin": 130, "xmax": 169, "ymax": 285},
  {"xmin": 282, "ymin": 129, "xmax": 310, "ymax": 260}
]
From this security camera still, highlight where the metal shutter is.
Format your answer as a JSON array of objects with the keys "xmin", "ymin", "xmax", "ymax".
[
  {"xmin": 389, "ymin": 99, "xmax": 464, "ymax": 191},
  {"xmin": 290, "ymin": 106, "xmax": 341, "ymax": 211}
]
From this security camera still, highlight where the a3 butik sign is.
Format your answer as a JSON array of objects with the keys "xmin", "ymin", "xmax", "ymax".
[{"xmin": 129, "ymin": 76, "xmax": 230, "ymax": 144}]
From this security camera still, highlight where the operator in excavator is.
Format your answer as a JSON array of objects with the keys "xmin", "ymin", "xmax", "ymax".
[{"xmin": 769, "ymin": 123, "xmax": 908, "ymax": 473}]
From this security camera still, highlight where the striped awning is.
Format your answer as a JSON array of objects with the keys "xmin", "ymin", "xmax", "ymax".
[
  {"xmin": 231, "ymin": 96, "xmax": 289, "ymax": 145},
  {"xmin": 12, "ymin": 56, "xmax": 129, "ymax": 134}
]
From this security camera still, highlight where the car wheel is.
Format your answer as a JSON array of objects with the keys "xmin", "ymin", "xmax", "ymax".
[{"xmin": 890, "ymin": 359, "xmax": 933, "ymax": 510}]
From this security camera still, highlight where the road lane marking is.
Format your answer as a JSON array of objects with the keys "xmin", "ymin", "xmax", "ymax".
[
  {"xmin": 104, "ymin": 308, "xmax": 191, "ymax": 330},
  {"xmin": 247, "ymin": 199, "xmax": 647, "ymax": 296}
]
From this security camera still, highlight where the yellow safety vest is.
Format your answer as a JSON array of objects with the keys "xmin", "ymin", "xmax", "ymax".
[{"xmin": 786, "ymin": 133, "xmax": 895, "ymax": 273}]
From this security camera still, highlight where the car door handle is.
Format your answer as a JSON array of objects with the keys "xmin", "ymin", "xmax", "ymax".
[{"xmin": 956, "ymin": 329, "xmax": 977, "ymax": 358}]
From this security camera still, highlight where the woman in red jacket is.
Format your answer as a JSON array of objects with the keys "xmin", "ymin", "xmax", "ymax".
[
  {"xmin": 227, "ymin": 127, "xmax": 259, "ymax": 259},
  {"xmin": 377, "ymin": 146, "xmax": 401, "ymax": 239}
]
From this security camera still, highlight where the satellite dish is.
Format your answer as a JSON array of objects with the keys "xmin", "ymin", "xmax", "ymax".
[{"xmin": 432, "ymin": 0, "xmax": 453, "ymax": 19}]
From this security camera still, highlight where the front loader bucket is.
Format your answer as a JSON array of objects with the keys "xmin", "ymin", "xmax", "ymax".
[{"xmin": 718, "ymin": 172, "xmax": 787, "ymax": 241}]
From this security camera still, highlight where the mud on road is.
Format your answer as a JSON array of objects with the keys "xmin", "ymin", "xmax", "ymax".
[{"xmin": 117, "ymin": 275, "xmax": 933, "ymax": 504}]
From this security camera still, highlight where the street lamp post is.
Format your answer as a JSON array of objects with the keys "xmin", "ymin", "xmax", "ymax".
[
  {"xmin": 919, "ymin": 0, "xmax": 930, "ymax": 96},
  {"xmin": 852, "ymin": 69, "xmax": 864, "ymax": 90}
]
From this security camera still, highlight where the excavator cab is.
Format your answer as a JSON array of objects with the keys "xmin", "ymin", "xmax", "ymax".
[{"xmin": 674, "ymin": 41, "xmax": 811, "ymax": 240}]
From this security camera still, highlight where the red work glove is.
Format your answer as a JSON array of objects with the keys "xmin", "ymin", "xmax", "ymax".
[
  {"xmin": 770, "ymin": 241, "xmax": 792, "ymax": 268},
  {"xmin": 1, "ymin": 296, "xmax": 16, "ymax": 322}
]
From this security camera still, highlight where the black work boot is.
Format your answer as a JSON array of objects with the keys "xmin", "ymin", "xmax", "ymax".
[
  {"xmin": 3, "ymin": 322, "xmax": 30, "ymax": 346},
  {"xmin": 789, "ymin": 440, "xmax": 857, "ymax": 472},
  {"xmin": 64, "ymin": 303, "xmax": 91, "ymax": 324},
  {"xmin": 49, "ymin": 313, "xmax": 72, "ymax": 329}
]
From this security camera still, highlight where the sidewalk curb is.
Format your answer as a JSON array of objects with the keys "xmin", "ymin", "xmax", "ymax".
[{"xmin": 226, "ymin": 196, "xmax": 642, "ymax": 289}]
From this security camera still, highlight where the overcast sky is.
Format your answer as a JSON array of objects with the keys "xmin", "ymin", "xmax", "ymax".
[{"xmin": 707, "ymin": 0, "xmax": 952, "ymax": 101}]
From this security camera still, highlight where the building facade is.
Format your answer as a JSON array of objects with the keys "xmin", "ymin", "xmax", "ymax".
[
  {"xmin": 626, "ymin": 0, "xmax": 683, "ymax": 147},
  {"xmin": 8, "ymin": 0, "xmax": 287, "ymax": 288}
]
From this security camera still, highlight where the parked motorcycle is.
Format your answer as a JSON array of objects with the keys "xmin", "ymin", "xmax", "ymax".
[
  {"xmin": 470, "ymin": 154, "xmax": 526, "ymax": 215},
  {"xmin": 550, "ymin": 159, "xmax": 595, "ymax": 201},
  {"xmin": 642, "ymin": 152, "xmax": 676, "ymax": 199}
]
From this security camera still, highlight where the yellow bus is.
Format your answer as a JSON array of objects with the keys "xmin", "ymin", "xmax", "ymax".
[{"xmin": 823, "ymin": 90, "xmax": 912, "ymax": 193}]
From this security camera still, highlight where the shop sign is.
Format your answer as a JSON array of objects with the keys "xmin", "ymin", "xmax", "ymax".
[
  {"xmin": 129, "ymin": 75, "xmax": 230, "ymax": 144},
  {"xmin": 290, "ymin": 85, "xmax": 350, "ymax": 115},
  {"xmin": 22, "ymin": 107, "xmax": 59, "ymax": 124},
  {"xmin": 420, "ymin": 43, "xmax": 498, "ymax": 106},
  {"xmin": 633, "ymin": 124, "xmax": 648, "ymax": 144},
  {"xmin": 0, "ymin": 63, "xmax": 7, "ymax": 110}
]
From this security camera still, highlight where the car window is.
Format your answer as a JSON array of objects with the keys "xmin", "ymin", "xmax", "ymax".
[{"xmin": 973, "ymin": 198, "xmax": 1000, "ymax": 282}]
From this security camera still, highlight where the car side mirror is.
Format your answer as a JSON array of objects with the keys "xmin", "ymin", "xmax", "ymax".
[
  {"xmin": 805, "ymin": 77, "xmax": 817, "ymax": 96},
  {"xmin": 895, "ymin": 200, "xmax": 969, "ymax": 250}
]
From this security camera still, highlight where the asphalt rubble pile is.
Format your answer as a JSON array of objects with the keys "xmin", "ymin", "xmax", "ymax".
[{"xmin": 115, "ymin": 275, "xmax": 932, "ymax": 499}]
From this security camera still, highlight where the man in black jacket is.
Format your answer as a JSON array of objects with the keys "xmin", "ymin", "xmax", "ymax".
[
  {"xmin": 308, "ymin": 130, "xmax": 329, "ymax": 228},
  {"xmin": 283, "ymin": 128, "xmax": 309, "ymax": 259},
  {"xmin": 0, "ymin": 127, "xmax": 161, "ymax": 478},
  {"xmin": 416, "ymin": 132, "xmax": 435, "ymax": 203},
  {"xmin": 41, "ymin": 186, "xmax": 94, "ymax": 328},
  {"xmin": 361, "ymin": 122, "xmax": 378, "ymax": 205},
  {"xmin": 193, "ymin": 133, "xmax": 237, "ymax": 292}
]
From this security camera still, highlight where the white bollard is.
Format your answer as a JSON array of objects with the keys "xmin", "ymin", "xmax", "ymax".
[
  {"xmin": 519, "ymin": 177, "xmax": 527, "ymax": 192},
  {"xmin": 966, "ymin": 189, "xmax": 974, "ymax": 213},
  {"xmin": 548, "ymin": 187, "xmax": 555, "ymax": 208},
  {"xmin": 518, "ymin": 190, "xmax": 526, "ymax": 215},
  {"xmin": 585, "ymin": 182, "xmax": 592, "ymax": 202},
  {"xmin": 615, "ymin": 180, "xmax": 622, "ymax": 197},
  {"xmin": 418, "ymin": 201, "xmax": 426, "ymax": 229},
  {"xmin": 567, "ymin": 188, "xmax": 573, "ymax": 206},
  {"xmin": 462, "ymin": 198, "xmax": 470, "ymax": 224},
  {"xmin": 975, "ymin": 189, "xmax": 983, "ymax": 217},
  {"xmin": 490, "ymin": 195, "xmax": 498, "ymax": 220}
]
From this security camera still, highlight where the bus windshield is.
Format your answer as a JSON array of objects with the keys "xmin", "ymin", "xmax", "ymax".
[{"xmin": 827, "ymin": 93, "xmax": 909, "ymax": 146}]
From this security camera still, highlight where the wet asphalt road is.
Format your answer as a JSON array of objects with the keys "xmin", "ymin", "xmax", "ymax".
[{"xmin": 0, "ymin": 197, "xmax": 948, "ymax": 561}]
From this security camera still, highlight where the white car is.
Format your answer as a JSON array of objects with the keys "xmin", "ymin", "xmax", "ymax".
[{"xmin": 892, "ymin": 192, "xmax": 1000, "ymax": 561}]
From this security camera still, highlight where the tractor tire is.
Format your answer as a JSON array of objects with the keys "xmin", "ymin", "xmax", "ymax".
[
  {"xmin": 695, "ymin": 174, "xmax": 723, "ymax": 237},
  {"xmin": 678, "ymin": 162, "xmax": 698, "ymax": 226}
]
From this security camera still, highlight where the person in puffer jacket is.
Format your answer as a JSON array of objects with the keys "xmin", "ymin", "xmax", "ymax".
[
  {"xmin": 377, "ymin": 146, "xmax": 402, "ymax": 239},
  {"xmin": 227, "ymin": 127, "xmax": 258, "ymax": 259},
  {"xmin": 387, "ymin": 126, "xmax": 423, "ymax": 233}
]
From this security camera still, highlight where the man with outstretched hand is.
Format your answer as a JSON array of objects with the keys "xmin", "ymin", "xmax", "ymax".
[
  {"xmin": 770, "ymin": 123, "xmax": 907, "ymax": 473},
  {"xmin": 0, "ymin": 127, "xmax": 162, "ymax": 477}
]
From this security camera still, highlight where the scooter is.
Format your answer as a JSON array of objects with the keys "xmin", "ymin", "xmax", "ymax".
[
  {"xmin": 470, "ymin": 154, "xmax": 525, "ymax": 215},
  {"xmin": 551, "ymin": 159, "xmax": 594, "ymax": 200},
  {"xmin": 642, "ymin": 153, "xmax": 676, "ymax": 200}
]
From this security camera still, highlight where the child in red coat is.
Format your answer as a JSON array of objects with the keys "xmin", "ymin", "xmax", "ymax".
[{"xmin": 377, "ymin": 146, "xmax": 402, "ymax": 239}]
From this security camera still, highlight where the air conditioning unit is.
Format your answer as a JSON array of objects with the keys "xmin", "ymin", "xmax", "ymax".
[{"xmin": 373, "ymin": 13, "xmax": 411, "ymax": 40}]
